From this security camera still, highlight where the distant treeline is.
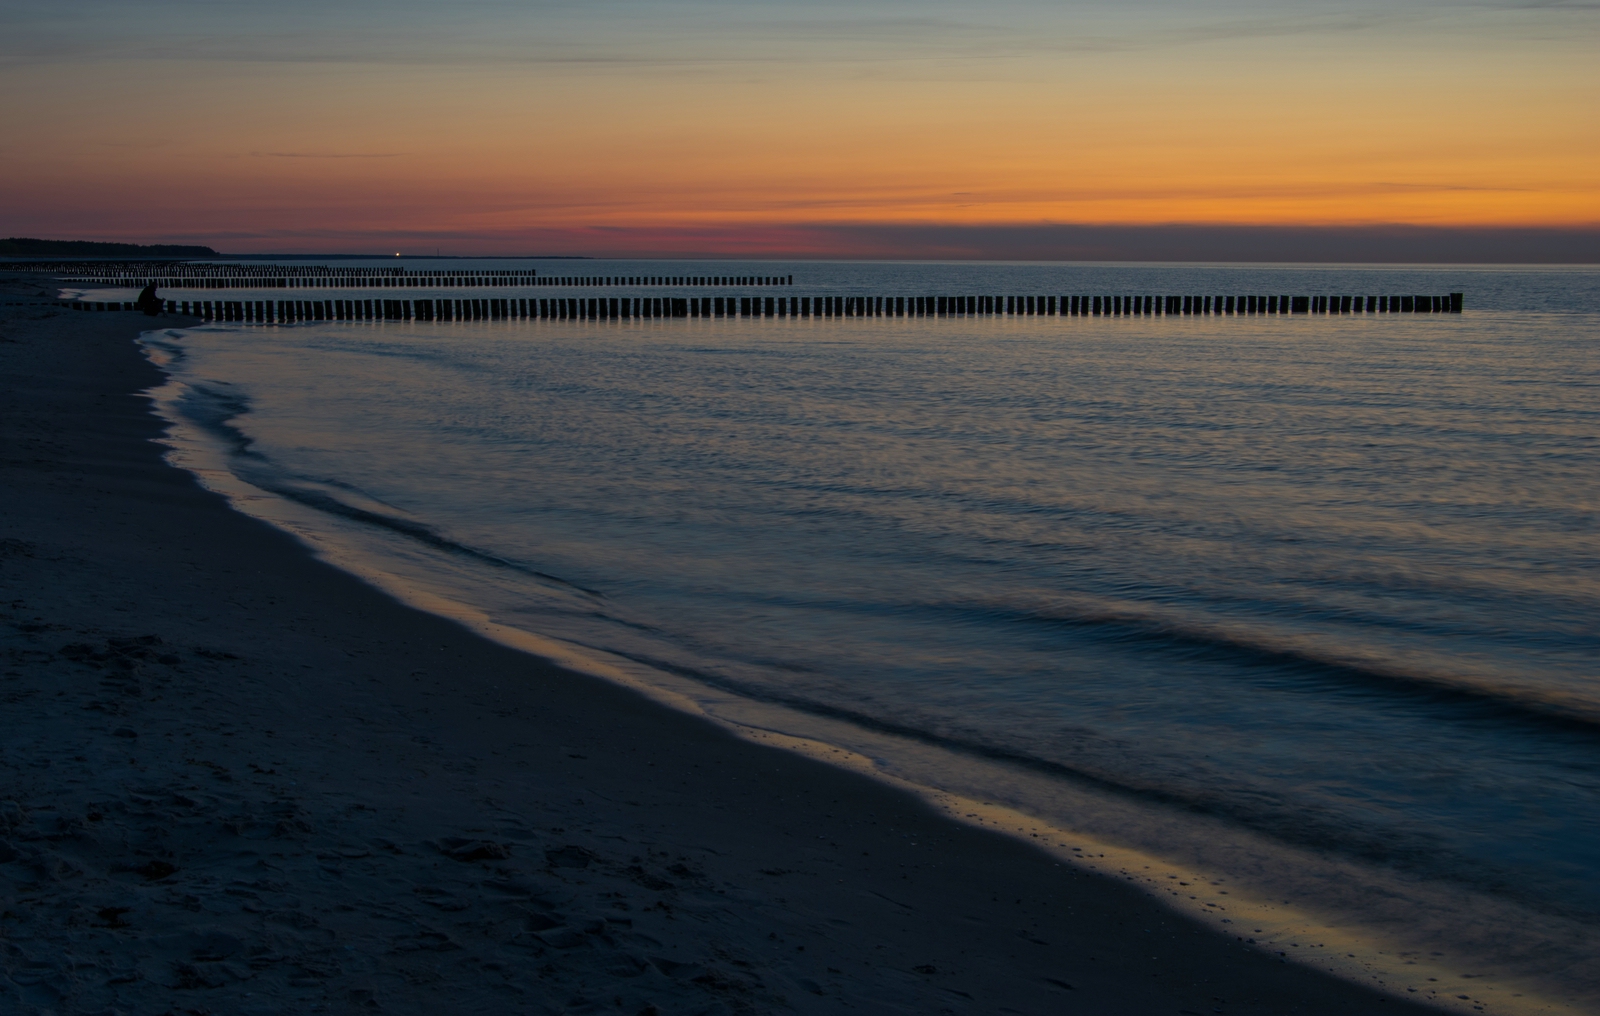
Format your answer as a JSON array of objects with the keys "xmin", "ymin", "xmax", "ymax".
[{"xmin": 0, "ymin": 238, "xmax": 220, "ymax": 258}]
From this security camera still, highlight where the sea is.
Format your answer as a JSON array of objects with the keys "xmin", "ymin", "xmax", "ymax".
[{"xmin": 81, "ymin": 261, "xmax": 1600, "ymax": 1010}]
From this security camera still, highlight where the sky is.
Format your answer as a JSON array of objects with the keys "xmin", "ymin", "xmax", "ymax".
[{"xmin": 2, "ymin": 0, "xmax": 1597, "ymax": 259}]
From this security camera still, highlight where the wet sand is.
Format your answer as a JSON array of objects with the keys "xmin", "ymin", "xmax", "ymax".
[{"xmin": 0, "ymin": 277, "xmax": 1440, "ymax": 1014}]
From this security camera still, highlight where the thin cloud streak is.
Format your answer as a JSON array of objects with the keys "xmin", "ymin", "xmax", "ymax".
[
  {"xmin": 49, "ymin": 223, "xmax": 1597, "ymax": 263},
  {"xmin": 252, "ymin": 152, "xmax": 409, "ymax": 159},
  {"xmin": 7, "ymin": 2, "xmax": 1596, "ymax": 68}
]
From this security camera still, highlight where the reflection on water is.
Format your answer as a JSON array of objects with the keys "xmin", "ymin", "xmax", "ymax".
[{"xmin": 139, "ymin": 261, "xmax": 1600, "ymax": 1007}]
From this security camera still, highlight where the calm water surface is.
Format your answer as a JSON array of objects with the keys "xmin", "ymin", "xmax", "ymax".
[{"xmin": 129, "ymin": 262, "xmax": 1599, "ymax": 1005}]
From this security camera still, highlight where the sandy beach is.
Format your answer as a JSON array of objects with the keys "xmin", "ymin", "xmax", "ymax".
[{"xmin": 0, "ymin": 276, "xmax": 1443, "ymax": 1014}]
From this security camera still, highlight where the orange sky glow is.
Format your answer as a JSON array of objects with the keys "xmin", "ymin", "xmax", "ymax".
[{"xmin": 3, "ymin": 1, "xmax": 1596, "ymax": 257}]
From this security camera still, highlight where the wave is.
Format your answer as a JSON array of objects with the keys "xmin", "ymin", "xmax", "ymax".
[
  {"xmin": 943, "ymin": 591, "xmax": 1600, "ymax": 733},
  {"xmin": 157, "ymin": 357, "xmax": 1599, "ymax": 923},
  {"xmin": 172, "ymin": 381, "xmax": 606, "ymax": 599},
  {"xmin": 571, "ymin": 638, "xmax": 1599, "ymax": 924}
]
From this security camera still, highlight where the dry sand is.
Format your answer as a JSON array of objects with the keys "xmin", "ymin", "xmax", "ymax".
[{"xmin": 0, "ymin": 276, "xmax": 1438, "ymax": 1015}]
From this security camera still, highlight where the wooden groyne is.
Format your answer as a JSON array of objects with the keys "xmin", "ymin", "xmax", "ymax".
[
  {"xmin": 34, "ymin": 263, "xmax": 795, "ymax": 290},
  {"xmin": 74, "ymin": 292, "xmax": 1465, "ymax": 321}
]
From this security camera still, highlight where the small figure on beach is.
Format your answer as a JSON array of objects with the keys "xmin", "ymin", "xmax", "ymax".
[{"xmin": 135, "ymin": 283, "xmax": 161, "ymax": 317}]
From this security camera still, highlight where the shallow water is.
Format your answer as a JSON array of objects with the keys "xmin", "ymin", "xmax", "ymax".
[{"xmin": 126, "ymin": 260, "xmax": 1599, "ymax": 1005}]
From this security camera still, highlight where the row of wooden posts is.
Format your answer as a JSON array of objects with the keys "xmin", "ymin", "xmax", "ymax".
[
  {"xmin": 73, "ymin": 292, "xmax": 1465, "ymax": 321},
  {"xmin": 45, "ymin": 264, "xmax": 542, "ymax": 280},
  {"xmin": 55, "ymin": 270, "xmax": 796, "ymax": 290}
]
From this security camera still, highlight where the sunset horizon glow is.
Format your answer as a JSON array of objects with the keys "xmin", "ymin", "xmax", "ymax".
[{"xmin": 4, "ymin": 0, "xmax": 1597, "ymax": 260}]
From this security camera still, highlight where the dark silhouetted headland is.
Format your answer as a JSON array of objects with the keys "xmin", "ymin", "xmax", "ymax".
[{"xmin": 0, "ymin": 237, "xmax": 219, "ymax": 258}]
